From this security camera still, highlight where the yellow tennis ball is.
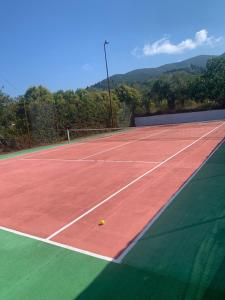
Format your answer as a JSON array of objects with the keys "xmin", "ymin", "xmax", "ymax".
[{"xmin": 99, "ymin": 219, "xmax": 105, "ymax": 225}]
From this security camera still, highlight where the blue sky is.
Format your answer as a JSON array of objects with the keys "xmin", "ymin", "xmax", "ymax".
[{"xmin": 1, "ymin": 0, "xmax": 225, "ymax": 96}]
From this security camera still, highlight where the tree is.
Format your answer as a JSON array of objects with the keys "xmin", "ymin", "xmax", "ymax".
[
  {"xmin": 0, "ymin": 90, "xmax": 19, "ymax": 150},
  {"xmin": 115, "ymin": 85, "xmax": 141, "ymax": 125},
  {"xmin": 24, "ymin": 86, "xmax": 53, "ymax": 103},
  {"xmin": 203, "ymin": 57, "xmax": 225, "ymax": 107},
  {"xmin": 150, "ymin": 78, "xmax": 176, "ymax": 109},
  {"xmin": 168, "ymin": 73, "xmax": 190, "ymax": 107},
  {"xmin": 0, "ymin": 91, "xmax": 17, "ymax": 133},
  {"xmin": 24, "ymin": 86, "xmax": 56, "ymax": 143},
  {"xmin": 54, "ymin": 90, "xmax": 78, "ymax": 129},
  {"xmin": 188, "ymin": 76, "xmax": 206, "ymax": 102}
]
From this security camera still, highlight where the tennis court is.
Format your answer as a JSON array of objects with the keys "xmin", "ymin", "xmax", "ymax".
[{"xmin": 1, "ymin": 120, "xmax": 225, "ymax": 264}]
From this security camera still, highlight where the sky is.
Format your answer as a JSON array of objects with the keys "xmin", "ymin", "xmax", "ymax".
[{"xmin": 1, "ymin": 0, "xmax": 225, "ymax": 96}]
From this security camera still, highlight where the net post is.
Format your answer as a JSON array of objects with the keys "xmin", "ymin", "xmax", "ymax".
[{"xmin": 66, "ymin": 129, "xmax": 71, "ymax": 143}]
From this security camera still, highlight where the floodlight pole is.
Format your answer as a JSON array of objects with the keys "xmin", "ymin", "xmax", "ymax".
[
  {"xmin": 104, "ymin": 40, "xmax": 113, "ymax": 128},
  {"xmin": 23, "ymin": 99, "xmax": 32, "ymax": 147}
]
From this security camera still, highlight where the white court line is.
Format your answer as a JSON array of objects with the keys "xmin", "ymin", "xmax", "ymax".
[
  {"xmin": 0, "ymin": 121, "xmax": 217, "ymax": 163},
  {"xmin": 47, "ymin": 121, "xmax": 225, "ymax": 241},
  {"xmin": 19, "ymin": 128, "xmax": 168, "ymax": 162},
  {"xmin": 79, "ymin": 120, "xmax": 223, "ymax": 161},
  {"xmin": 1, "ymin": 122, "xmax": 224, "ymax": 263},
  {"xmin": 1, "ymin": 135, "xmax": 223, "ymax": 265},
  {"xmin": 139, "ymin": 120, "xmax": 222, "ymax": 129},
  {"xmin": 21, "ymin": 142, "xmax": 86, "ymax": 159},
  {"xmin": 0, "ymin": 226, "xmax": 115, "ymax": 262},
  {"xmin": 84, "ymin": 159, "xmax": 160, "ymax": 164},
  {"xmin": 115, "ymin": 131, "xmax": 225, "ymax": 263},
  {"xmin": 12, "ymin": 128, "xmax": 136, "ymax": 160},
  {"xmin": 19, "ymin": 158, "xmax": 160, "ymax": 164},
  {"xmin": 80, "ymin": 129, "xmax": 169, "ymax": 160}
]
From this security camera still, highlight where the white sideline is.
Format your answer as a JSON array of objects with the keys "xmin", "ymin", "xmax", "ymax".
[
  {"xmin": 115, "ymin": 132, "xmax": 225, "ymax": 263},
  {"xmin": 0, "ymin": 226, "xmax": 115, "ymax": 262},
  {"xmin": 46, "ymin": 122, "xmax": 225, "ymax": 241}
]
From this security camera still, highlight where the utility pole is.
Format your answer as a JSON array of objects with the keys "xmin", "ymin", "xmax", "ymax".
[
  {"xmin": 23, "ymin": 99, "xmax": 32, "ymax": 147},
  {"xmin": 104, "ymin": 40, "xmax": 113, "ymax": 128}
]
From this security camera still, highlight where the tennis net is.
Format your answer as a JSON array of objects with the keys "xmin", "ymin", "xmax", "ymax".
[{"xmin": 66, "ymin": 123, "xmax": 225, "ymax": 143}]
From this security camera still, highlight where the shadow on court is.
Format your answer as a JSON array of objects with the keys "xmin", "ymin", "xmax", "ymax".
[
  {"xmin": 76, "ymin": 141, "xmax": 225, "ymax": 300},
  {"xmin": 75, "ymin": 215, "xmax": 225, "ymax": 300}
]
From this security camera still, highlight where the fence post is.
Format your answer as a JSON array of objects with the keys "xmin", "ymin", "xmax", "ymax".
[{"xmin": 66, "ymin": 129, "xmax": 71, "ymax": 143}]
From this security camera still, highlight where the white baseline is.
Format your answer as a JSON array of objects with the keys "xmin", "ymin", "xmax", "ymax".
[{"xmin": 0, "ymin": 226, "xmax": 115, "ymax": 262}]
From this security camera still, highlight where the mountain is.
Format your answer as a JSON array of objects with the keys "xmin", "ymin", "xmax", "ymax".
[{"xmin": 93, "ymin": 54, "xmax": 216, "ymax": 89}]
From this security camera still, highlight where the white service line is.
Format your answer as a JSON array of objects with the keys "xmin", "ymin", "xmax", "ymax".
[
  {"xmin": 0, "ymin": 121, "xmax": 220, "ymax": 163},
  {"xmin": 80, "ymin": 129, "xmax": 170, "ymax": 160},
  {"xmin": 46, "ymin": 121, "xmax": 225, "ymax": 241},
  {"xmin": 19, "ymin": 128, "xmax": 169, "ymax": 162},
  {"xmin": 0, "ymin": 226, "xmax": 115, "ymax": 262},
  {"xmin": 19, "ymin": 158, "xmax": 160, "ymax": 164},
  {"xmin": 84, "ymin": 159, "xmax": 160, "ymax": 164}
]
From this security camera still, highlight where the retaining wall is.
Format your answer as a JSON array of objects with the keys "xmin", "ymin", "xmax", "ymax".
[{"xmin": 135, "ymin": 109, "xmax": 225, "ymax": 126}]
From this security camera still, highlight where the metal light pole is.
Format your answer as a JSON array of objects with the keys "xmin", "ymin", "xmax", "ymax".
[
  {"xmin": 23, "ymin": 99, "xmax": 32, "ymax": 147},
  {"xmin": 104, "ymin": 40, "xmax": 113, "ymax": 128}
]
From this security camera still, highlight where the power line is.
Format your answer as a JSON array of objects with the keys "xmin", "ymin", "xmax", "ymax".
[{"xmin": 0, "ymin": 72, "xmax": 22, "ymax": 95}]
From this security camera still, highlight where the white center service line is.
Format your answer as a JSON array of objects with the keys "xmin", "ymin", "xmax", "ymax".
[
  {"xmin": 80, "ymin": 129, "xmax": 170, "ymax": 160},
  {"xmin": 46, "ymin": 122, "xmax": 224, "ymax": 241}
]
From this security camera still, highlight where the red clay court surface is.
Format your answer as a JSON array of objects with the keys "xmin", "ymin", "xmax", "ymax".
[{"xmin": 1, "ymin": 121, "xmax": 225, "ymax": 262}]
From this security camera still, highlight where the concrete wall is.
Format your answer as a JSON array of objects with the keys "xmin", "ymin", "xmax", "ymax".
[{"xmin": 135, "ymin": 109, "xmax": 225, "ymax": 126}]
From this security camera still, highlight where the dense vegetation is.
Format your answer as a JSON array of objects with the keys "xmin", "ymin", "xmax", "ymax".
[{"xmin": 1, "ymin": 56, "xmax": 225, "ymax": 152}]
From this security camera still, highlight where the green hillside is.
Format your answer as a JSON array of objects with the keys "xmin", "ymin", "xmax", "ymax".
[{"xmin": 93, "ymin": 54, "xmax": 216, "ymax": 89}]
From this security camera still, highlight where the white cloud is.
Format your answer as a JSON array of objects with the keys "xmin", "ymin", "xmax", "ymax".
[
  {"xmin": 131, "ymin": 47, "xmax": 142, "ymax": 58},
  {"xmin": 82, "ymin": 63, "xmax": 93, "ymax": 71},
  {"xmin": 133, "ymin": 30, "xmax": 223, "ymax": 57}
]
